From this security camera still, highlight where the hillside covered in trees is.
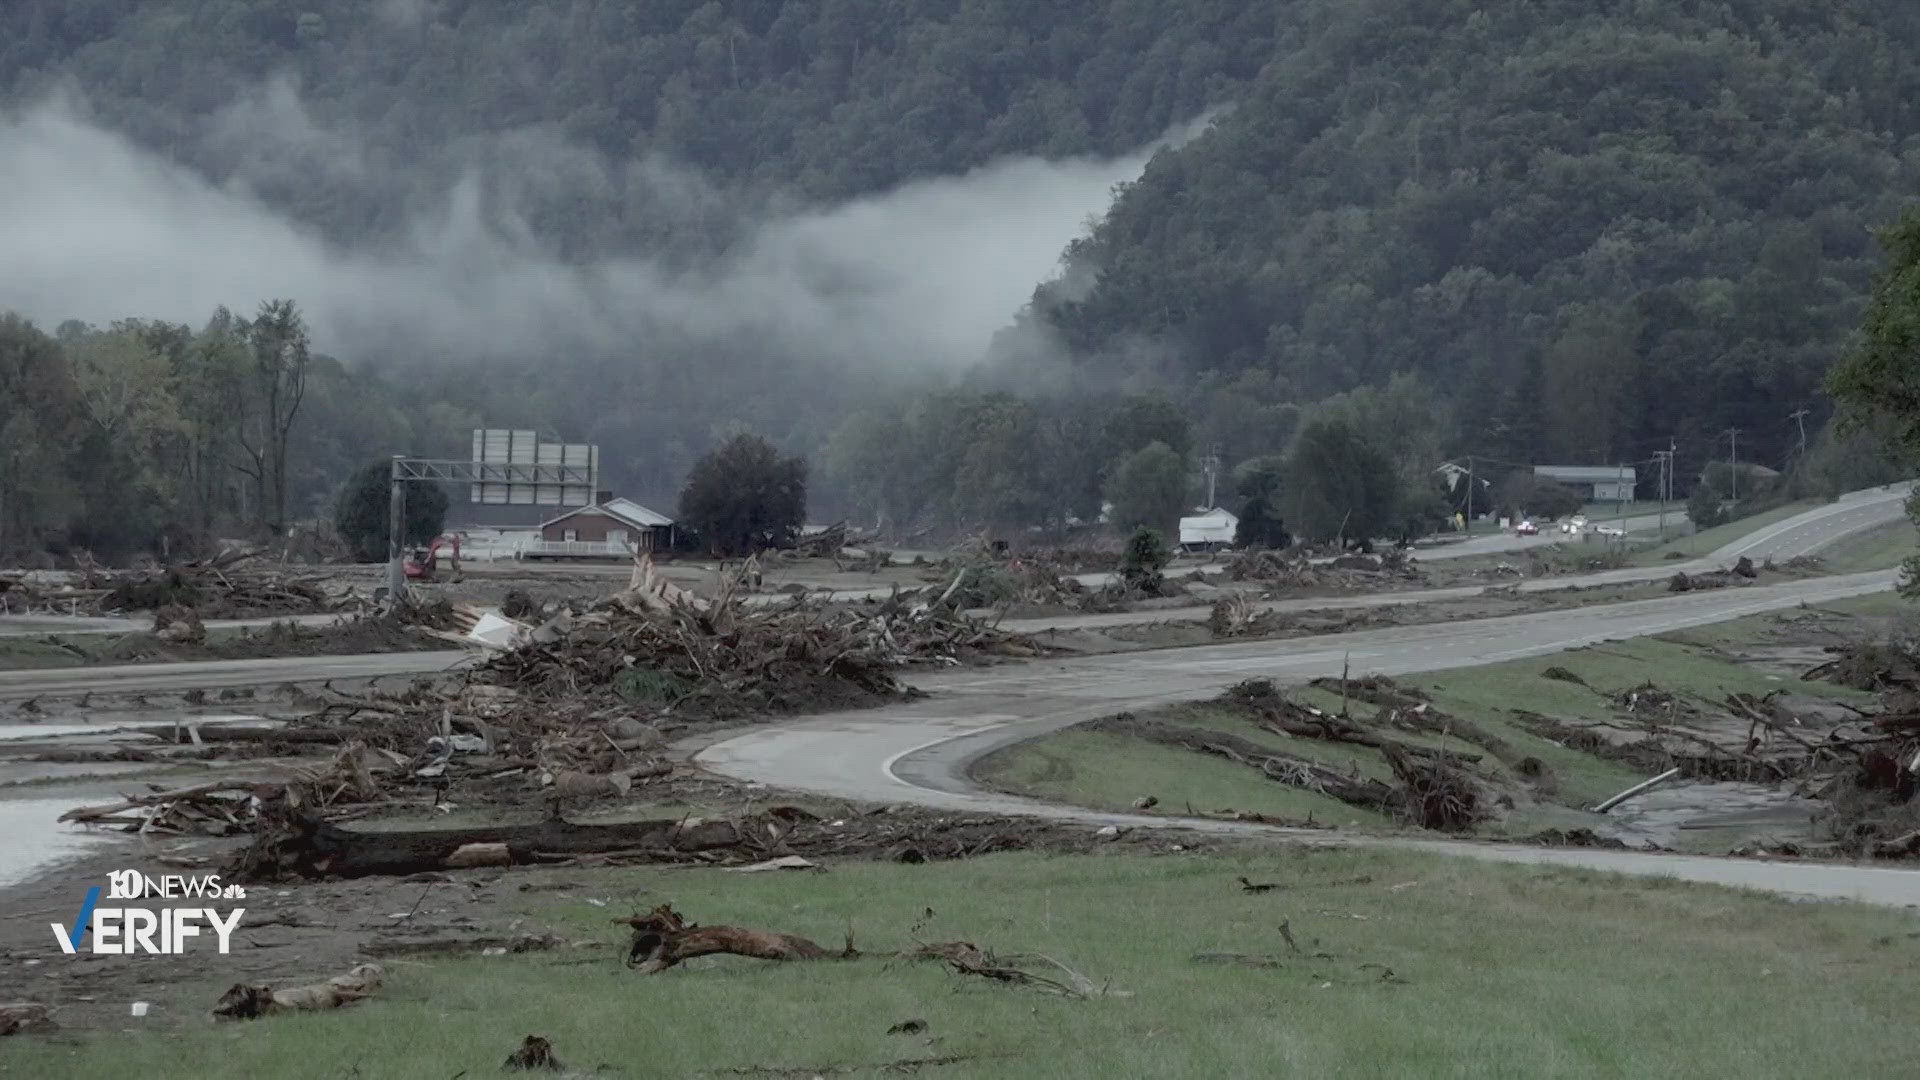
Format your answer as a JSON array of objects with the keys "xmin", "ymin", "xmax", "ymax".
[
  {"xmin": 4, "ymin": 0, "xmax": 1278, "ymax": 257},
  {"xmin": 2, "ymin": 0, "xmax": 1917, "ymax": 553},
  {"xmin": 1024, "ymin": 0, "xmax": 1920, "ymax": 474}
]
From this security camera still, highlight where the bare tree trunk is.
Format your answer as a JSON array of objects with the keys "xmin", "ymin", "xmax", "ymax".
[{"xmin": 618, "ymin": 904, "xmax": 840, "ymax": 974}]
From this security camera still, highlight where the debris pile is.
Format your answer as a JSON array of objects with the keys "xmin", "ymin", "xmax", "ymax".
[
  {"xmin": 0, "ymin": 548, "xmax": 349, "ymax": 618},
  {"xmin": 228, "ymin": 802, "xmax": 1135, "ymax": 881},
  {"xmin": 53, "ymin": 555, "xmax": 1049, "ymax": 862},
  {"xmin": 1668, "ymin": 557, "xmax": 1767, "ymax": 593},
  {"xmin": 1093, "ymin": 677, "xmax": 1492, "ymax": 832},
  {"xmin": 1796, "ymin": 636, "xmax": 1920, "ymax": 854},
  {"xmin": 59, "ymin": 780, "xmax": 269, "ymax": 836},
  {"xmin": 1221, "ymin": 549, "xmax": 1424, "ymax": 593},
  {"xmin": 458, "ymin": 557, "xmax": 1042, "ymax": 719}
]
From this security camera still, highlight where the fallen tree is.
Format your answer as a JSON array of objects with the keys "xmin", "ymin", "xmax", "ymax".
[
  {"xmin": 618, "ymin": 903, "xmax": 850, "ymax": 973},
  {"xmin": 229, "ymin": 808, "xmax": 798, "ymax": 880},
  {"xmin": 213, "ymin": 963, "xmax": 385, "ymax": 1020}
]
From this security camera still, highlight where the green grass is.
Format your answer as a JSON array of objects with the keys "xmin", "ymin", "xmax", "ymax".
[
  {"xmin": 1625, "ymin": 501, "xmax": 1820, "ymax": 566},
  {"xmin": 11, "ymin": 851, "xmax": 1920, "ymax": 1079},
  {"xmin": 1814, "ymin": 519, "xmax": 1917, "ymax": 575},
  {"xmin": 977, "ymin": 725, "xmax": 1395, "ymax": 828},
  {"xmin": 985, "ymin": 592, "xmax": 1897, "ymax": 836},
  {"xmin": 1575, "ymin": 500, "xmax": 1667, "ymax": 520},
  {"xmin": 0, "ymin": 627, "xmax": 261, "ymax": 671},
  {"xmin": 0, "ymin": 636, "xmax": 92, "ymax": 670}
]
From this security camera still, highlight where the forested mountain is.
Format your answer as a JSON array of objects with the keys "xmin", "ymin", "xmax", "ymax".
[
  {"xmin": 2, "ymin": 0, "xmax": 1917, "ymax": 555},
  {"xmin": 1026, "ymin": 0, "xmax": 1920, "ymax": 473},
  {"xmin": 5, "ymin": 0, "xmax": 1278, "ymax": 257}
]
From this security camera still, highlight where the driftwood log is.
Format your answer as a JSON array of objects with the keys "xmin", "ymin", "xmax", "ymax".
[
  {"xmin": 617, "ymin": 903, "xmax": 848, "ymax": 974},
  {"xmin": 59, "ymin": 780, "xmax": 267, "ymax": 826},
  {"xmin": 230, "ymin": 812, "xmax": 770, "ymax": 880},
  {"xmin": 0, "ymin": 1003, "xmax": 54, "ymax": 1037},
  {"xmin": 213, "ymin": 963, "xmax": 384, "ymax": 1020}
]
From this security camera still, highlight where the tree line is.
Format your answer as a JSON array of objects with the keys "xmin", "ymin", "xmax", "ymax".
[{"xmin": 0, "ymin": 301, "xmax": 500, "ymax": 561}]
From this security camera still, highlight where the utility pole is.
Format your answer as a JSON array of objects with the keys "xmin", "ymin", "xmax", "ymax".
[
  {"xmin": 1464, "ymin": 455, "xmax": 1475, "ymax": 536},
  {"xmin": 1615, "ymin": 462, "xmax": 1627, "ymax": 538},
  {"xmin": 386, "ymin": 456, "xmax": 407, "ymax": 606},
  {"xmin": 1724, "ymin": 428, "xmax": 1741, "ymax": 503},
  {"xmin": 1202, "ymin": 447, "xmax": 1221, "ymax": 509},
  {"xmin": 1653, "ymin": 446, "xmax": 1675, "ymax": 540},
  {"xmin": 1788, "ymin": 409, "xmax": 1810, "ymax": 459}
]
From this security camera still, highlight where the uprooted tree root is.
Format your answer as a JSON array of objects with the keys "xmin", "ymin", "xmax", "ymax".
[
  {"xmin": 614, "ymin": 904, "xmax": 1112, "ymax": 999},
  {"xmin": 619, "ymin": 903, "xmax": 855, "ymax": 974},
  {"xmin": 906, "ymin": 941, "xmax": 1108, "ymax": 998},
  {"xmin": 503, "ymin": 1035, "xmax": 566, "ymax": 1072}
]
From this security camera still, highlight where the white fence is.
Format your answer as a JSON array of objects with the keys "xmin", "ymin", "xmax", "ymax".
[{"xmin": 516, "ymin": 539, "xmax": 635, "ymax": 560}]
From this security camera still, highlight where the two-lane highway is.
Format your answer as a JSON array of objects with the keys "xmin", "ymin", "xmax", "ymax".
[
  {"xmin": 0, "ymin": 486, "xmax": 1906, "ymax": 702},
  {"xmin": 0, "ymin": 650, "xmax": 470, "ymax": 701},
  {"xmin": 697, "ymin": 568, "xmax": 1920, "ymax": 905}
]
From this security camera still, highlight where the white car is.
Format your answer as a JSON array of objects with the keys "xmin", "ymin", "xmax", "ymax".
[{"xmin": 1595, "ymin": 525, "xmax": 1625, "ymax": 538}]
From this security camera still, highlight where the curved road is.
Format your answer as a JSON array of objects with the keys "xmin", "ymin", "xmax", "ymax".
[
  {"xmin": 5, "ymin": 489, "xmax": 1914, "ymax": 902},
  {"xmin": 698, "ymin": 566, "xmax": 1920, "ymax": 906}
]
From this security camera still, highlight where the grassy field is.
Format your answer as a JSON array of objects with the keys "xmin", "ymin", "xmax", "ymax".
[
  {"xmin": 8, "ymin": 850, "xmax": 1920, "ymax": 1079},
  {"xmin": 1814, "ymin": 519, "xmax": 1917, "ymax": 575},
  {"xmin": 982, "ymin": 593, "xmax": 1896, "ymax": 843},
  {"xmin": 1575, "ymin": 500, "xmax": 1668, "ymax": 521},
  {"xmin": 978, "ymin": 722, "xmax": 1399, "ymax": 828},
  {"xmin": 0, "ymin": 627, "xmax": 261, "ymax": 671},
  {"xmin": 0, "ymin": 635, "xmax": 94, "ymax": 670}
]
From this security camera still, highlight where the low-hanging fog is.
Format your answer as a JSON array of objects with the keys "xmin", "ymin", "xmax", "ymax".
[{"xmin": 0, "ymin": 88, "xmax": 1204, "ymax": 374}]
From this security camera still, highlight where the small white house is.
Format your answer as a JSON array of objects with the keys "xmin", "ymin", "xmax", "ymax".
[{"xmin": 1179, "ymin": 507, "xmax": 1239, "ymax": 549}]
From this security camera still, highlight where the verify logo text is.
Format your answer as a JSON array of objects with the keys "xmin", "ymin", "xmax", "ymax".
[{"xmin": 51, "ymin": 870, "xmax": 247, "ymax": 955}]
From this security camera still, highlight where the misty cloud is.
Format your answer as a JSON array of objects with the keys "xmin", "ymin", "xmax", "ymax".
[{"xmin": 0, "ymin": 95, "xmax": 1209, "ymax": 374}]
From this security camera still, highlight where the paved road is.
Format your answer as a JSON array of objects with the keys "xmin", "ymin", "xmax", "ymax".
[
  {"xmin": 1002, "ymin": 484, "xmax": 1915, "ymax": 635},
  {"xmin": 1410, "ymin": 509, "xmax": 1673, "ymax": 561},
  {"xmin": 0, "ymin": 651, "xmax": 471, "ymax": 701},
  {"xmin": 0, "ymin": 611, "xmax": 347, "ymax": 639},
  {"xmin": 2, "ymin": 487, "xmax": 1905, "ymax": 702},
  {"xmin": 698, "ymin": 568, "xmax": 1920, "ymax": 905}
]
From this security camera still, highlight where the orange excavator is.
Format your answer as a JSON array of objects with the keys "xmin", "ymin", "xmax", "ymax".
[{"xmin": 404, "ymin": 534, "xmax": 462, "ymax": 581}]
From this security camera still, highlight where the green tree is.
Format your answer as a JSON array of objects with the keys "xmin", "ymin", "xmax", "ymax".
[
  {"xmin": 1232, "ymin": 455, "xmax": 1289, "ymax": 547},
  {"xmin": 1280, "ymin": 418, "xmax": 1400, "ymax": 543},
  {"xmin": 1119, "ymin": 526, "xmax": 1172, "ymax": 591},
  {"xmin": 1492, "ymin": 474, "xmax": 1584, "ymax": 522},
  {"xmin": 1540, "ymin": 306, "xmax": 1643, "ymax": 464},
  {"xmin": 679, "ymin": 433, "xmax": 808, "ymax": 555},
  {"xmin": 1830, "ymin": 209, "xmax": 1920, "ymax": 456},
  {"xmin": 333, "ymin": 461, "xmax": 449, "ymax": 563},
  {"xmin": 1687, "ymin": 483, "xmax": 1729, "ymax": 531},
  {"xmin": 1104, "ymin": 441, "xmax": 1187, "ymax": 538},
  {"xmin": 235, "ymin": 300, "xmax": 312, "ymax": 536},
  {"xmin": 0, "ymin": 314, "xmax": 79, "ymax": 556}
]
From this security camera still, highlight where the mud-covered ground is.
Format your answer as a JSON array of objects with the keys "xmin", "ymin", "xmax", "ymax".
[{"xmin": 0, "ymin": 773, "xmax": 1208, "ymax": 1035}]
